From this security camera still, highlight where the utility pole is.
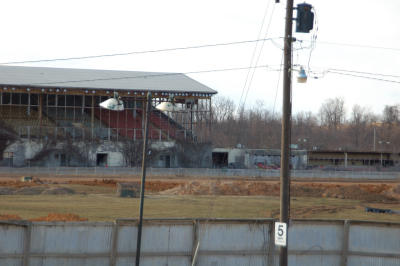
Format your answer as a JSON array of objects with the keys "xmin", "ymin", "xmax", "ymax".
[
  {"xmin": 135, "ymin": 92, "xmax": 152, "ymax": 266},
  {"xmin": 280, "ymin": 0, "xmax": 294, "ymax": 265}
]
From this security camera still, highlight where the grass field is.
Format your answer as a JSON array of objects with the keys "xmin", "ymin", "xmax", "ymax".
[{"xmin": 0, "ymin": 184, "xmax": 399, "ymax": 222}]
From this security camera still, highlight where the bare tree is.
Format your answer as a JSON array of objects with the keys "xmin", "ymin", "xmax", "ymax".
[
  {"xmin": 318, "ymin": 97, "xmax": 346, "ymax": 129},
  {"xmin": 211, "ymin": 96, "xmax": 235, "ymax": 122},
  {"xmin": 382, "ymin": 105, "xmax": 399, "ymax": 126},
  {"xmin": 348, "ymin": 104, "xmax": 375, "ymax": 149}
]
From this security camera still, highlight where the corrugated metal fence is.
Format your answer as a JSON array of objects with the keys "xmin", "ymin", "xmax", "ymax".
[
  {"xmin": 1, "ymin": 167, "xmax": 399, "ymax": 180},
  {"xmin": 0, "ymin": 219, "xmax": 399, "ymax": 266}
]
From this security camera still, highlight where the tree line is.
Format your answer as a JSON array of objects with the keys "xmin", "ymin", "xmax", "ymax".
[{"xmin": 211, "ymin": 96, "xmax": 400, "ymax": 152}]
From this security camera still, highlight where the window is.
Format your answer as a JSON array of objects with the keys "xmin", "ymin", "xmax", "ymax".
[
  {"xmin": 84, "ymin": 96, "xmax": 92, "ymax": 107},
  {"xmin": 21, "ymin": 94, "xmax": 29, "ymax": 105},
  {"xmin": 74, "ymin": 95, "xmax": 83, "ymax": 107},
  {"xmin": 30, "ymin": 94, "xmax": 38, "ymax": 106},
  {"xmin": 2, "ymin": 93, "xmax": 10, "ymax": 104},
  {"xmin": 47, "ymin": 95, "xmax": 56, "ymax": 106},
  {"xmin": 11, "ymin": 93, "xmax": 19, "ymax": 104},
  {"xmin": 57, "ymin": 95, "xmax": 66, "ymax": 106},
  {"xmin": 66, "ymin": 95, "xmax": 74, "ymax": 107}
]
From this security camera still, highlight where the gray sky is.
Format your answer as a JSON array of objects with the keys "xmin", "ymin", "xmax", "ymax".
[{"xmin": 1, "ymin": 0, "xmax": 399, "ymax": 116}]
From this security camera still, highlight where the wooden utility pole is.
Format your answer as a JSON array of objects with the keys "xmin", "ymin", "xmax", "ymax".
[
  {"xmin": 280, "ymin": 0, "xmax": 294, "ymax": 265},
  {"xmin": 135, "ymin": 92, "xmax": 152, "ymax": 266}
]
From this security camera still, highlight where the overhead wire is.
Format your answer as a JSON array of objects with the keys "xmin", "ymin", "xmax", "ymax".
[
  {"xmin": 0, "ymin": 37, "xmax": 282, "ymax": 65},
  {"xmin": 237, "ymin": 0, "xmax": 273, "ymax": 110},
  {"xmin": 328, "ymin": 68, "xmax": 400, "ymax": 79},
  {"xmin": 272, "ymin": 52, "xmax": 284, "ymax": 117},
  {"xmin": 242, "ymin": 2, "xmax": 277, "ymax": 109},
  {"xmin": 27, "ymin": 65, "xmax": 282, "ymax": 86},
  {"xmin": 306, "ymin": 6, "xmax": 318, "ymax": 72},
  {"xmin": 327, "ymin": 70, "xmax": 400, "ymax": 84},
  {"xmin": 297, "ymin": 39, "xmax": 400, "ymax": 52}
]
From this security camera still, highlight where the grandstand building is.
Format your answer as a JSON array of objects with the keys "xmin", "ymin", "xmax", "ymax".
[{"xmin": 0, "ymin": 65, "xmax": 216, "ymax": 167}]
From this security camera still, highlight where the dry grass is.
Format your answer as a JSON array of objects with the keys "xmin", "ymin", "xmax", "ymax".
[{"xmin": 0, "ymin": 191, "xmax": 399, "ymax": 222}]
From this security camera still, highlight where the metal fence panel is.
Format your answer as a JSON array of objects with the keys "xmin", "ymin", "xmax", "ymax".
[
  {"xmin": 348, "ymin": 224, "xmax": 400, "ymax": 254},
  {"xmin": 116, "ymin": 256, "xmax": 190, "ymax": 266},
  {"xmin": 197, "ymin": 255, "xmax": 266, "ymax": 266},
  {"xmin": 140, "ymin": 256, "xmax": 190, "ymax": 266},
  {"xmin": 289, "ymin": 221, "xmax": 343, "ymax": 251},
  {"xmin": 347, "ymin": 256, "xmax": 400, "ymax": 266},
  {"xmin": 116, "ymin": 225, "xmax": 138, "ymax": 253},
  {"xmin": 0, "ymin": 224, "xmax": 25, "ymax": 254},
  {"xmin": 30, "ymin": 223, "xmax": 113, "ymax": 253},
  {"xmin": 29, "ymin": 258, "xmax": 109, "ymax": 266},
  {"xmin": 141, "ymin": 224, "xmax": 193, "ymax": 253},
  {"xmin": 198, "ymin": 222, "xmax": 270, "ymax": 251},
  {"xmin": 0, "ymin": 259, "xmax": 22, "ymax": 266},
  {"xmin": 289, "ymin": 254, "xmax": 340, "ymax": 266}
]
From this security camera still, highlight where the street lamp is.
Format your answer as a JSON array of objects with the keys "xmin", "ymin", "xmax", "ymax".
[
  {"xmin": 100, "ymin": 92, "xmax": 152, "ymax": 266},
  {"xmin": 297, "ymin": 66, "xmax": 308, "ymax": 83}
]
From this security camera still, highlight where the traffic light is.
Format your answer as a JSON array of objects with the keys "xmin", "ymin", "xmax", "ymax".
[{"xmin": 296, "ymin": 3, "xmax": 314, "ymax": 33}]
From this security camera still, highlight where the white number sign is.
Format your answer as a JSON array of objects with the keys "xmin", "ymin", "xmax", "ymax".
[{"xmin": 274, "ymin": 222, "xmax": 287, "ymax": 246}]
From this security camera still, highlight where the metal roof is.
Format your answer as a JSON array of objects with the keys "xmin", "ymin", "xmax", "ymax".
[{"xmin": 0, "ymin": 65, "xmax": 217, "ymax": 94}]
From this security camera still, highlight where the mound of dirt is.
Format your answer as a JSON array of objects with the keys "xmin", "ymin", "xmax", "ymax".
[
  {"xmin": 0, "ymin": 187, "xmax": 16, "ymax": 195},
  {"xmin": 14, "ymin": 186, "xmax": 46, "ymax": 195},
  {"xmin": 30, "ymin": 213, "xmax": 88, "ymax": 222},
  {"xmin": 68, "ymin": 179, "xmax": 117, "ymax": 188},
  {"xmin": 41, "ymin": 187, "xmax": 75, "ymax": 195},
  {"xmin": 0, "ymin": 214, "xmax": 22, "ymax": 220},
  {"xmin": 158, "ymin": 180, "xmax": 398, "ymax": 203}
]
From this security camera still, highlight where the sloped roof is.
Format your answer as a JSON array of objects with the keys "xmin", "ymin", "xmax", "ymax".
[{"xmin": 0, "ymin": 65, "xmax": 217, "ymax": 94}]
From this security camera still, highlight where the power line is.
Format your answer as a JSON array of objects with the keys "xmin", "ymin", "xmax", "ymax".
[
  {"xmin": 329, "ymin": 68, "xmax": 400, "ymax": 79},
  {"xmin": 298, "ymin": 39, "xmax": 400, "ymax": 52},
  {"xmin": 29, "ymin": 65, "xmax": 281, "ymax": 86},
  {"xmin": 238, "ymin": 0, "xmax": 273, "ymax": 109},
  {"xmin": 0, "ymin": 37, "xmax": 282, "ymax": 65},
  {"xmin": 327, "ymin": 70, "xmax": 400, "ymax": 84},
  {"xmin": 242, "ymin": 2, "xmax": 277, "ymax": 108},
  {"xmin": 272, "ymin": 52, "xmax": 284, "ymax": 117}
]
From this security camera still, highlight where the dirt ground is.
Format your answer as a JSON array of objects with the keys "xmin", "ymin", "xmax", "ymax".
[
  {"xmin": 1, "ymin": 177, "xmax": 398, "ymax": 202},
  {"xmin": 0, "ymin": 175, "xmax": 398, "ymax": 222}
]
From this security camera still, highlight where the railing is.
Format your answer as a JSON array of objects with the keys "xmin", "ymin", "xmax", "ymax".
[{"xmin": 0, "ymin": 167, "xmax": 398, "ymax": 180}]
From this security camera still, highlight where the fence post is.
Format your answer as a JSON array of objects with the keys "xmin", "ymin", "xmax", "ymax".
[
  {"xmin": 22, "ymin": 222, "xmax": 32, "ymax": 266},
  {"xmin": 267, "ymin": 221, "xmax": 275, "ymax": 266},
  {"xmin": 191, "ymin": 220, "xmax": 200, "ymax": 266},
  {"xmin": 340, "ymin": 220, "xmax": 350, "ymax": 266},
  {"xmin": 110, "ymin": 221, "xmax": 119, "ymax": 266}
]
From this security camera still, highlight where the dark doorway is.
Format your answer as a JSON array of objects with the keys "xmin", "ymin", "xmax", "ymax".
[
  {"xmin": 97, "ymin": 153, "xmax": 108, "ymax": 166},
  {"xmin": 60, "ymin": 154, "xmax": 67, "ymax": 166},
  {"xmin": 212, "ymin": 152, "xmax": 228, "ymax": 168},
  {"xmin": 165, "ymin": 155, "xmax": 171, "ymax": 168}
]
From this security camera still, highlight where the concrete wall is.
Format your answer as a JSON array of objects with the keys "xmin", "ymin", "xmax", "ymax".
[
  {"xmin": 0, "ymin": 219, "xmax": 398, "ymax": 266},
  {"xmin": 2, "ymin": 140, "xmax": 212, "ymax": 168}
]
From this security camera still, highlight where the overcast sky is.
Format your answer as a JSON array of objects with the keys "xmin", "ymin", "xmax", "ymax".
[{"xmin": 1, "ymin": 0, "xmax": 399, "ymax": 116}]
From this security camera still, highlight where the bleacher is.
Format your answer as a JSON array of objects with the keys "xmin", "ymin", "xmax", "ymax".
[
  {"xmin": 94, "ymin": 107, "xmax": 186, "ymax": 141},
  {"xmin": 0, "ymin": 105, "xmax": 56, "ymax": 138},
  {"xmin": 94, "ymin": 108, "xmax": 143, "ymax": 139},
  {"xmin": 0, "ymin": 104, "xmax": 189, "ymax": 141}
]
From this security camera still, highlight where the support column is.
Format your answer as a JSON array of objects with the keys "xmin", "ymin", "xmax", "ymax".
[
  {"xmin": 91, "ymin": 96, "xmax": 95, "ymax": 139},
  {"xmin": 39, "ymin": 94, "xmax": 43, "ymax": 126}
]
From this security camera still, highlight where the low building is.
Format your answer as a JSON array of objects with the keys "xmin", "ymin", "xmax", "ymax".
[
  {"xmin": 212, "ymin": 148, "xmax": 308, "ymax": 169},
  {"xmin": 307, "ymin": 150, "xmax": 399, "ymax": 168}
]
